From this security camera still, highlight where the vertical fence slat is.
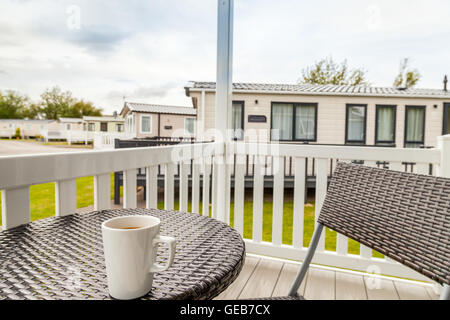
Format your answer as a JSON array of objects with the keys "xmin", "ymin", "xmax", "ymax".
[
  {"xmin": 272, "ymin": 156, "xmax": 284, "ymax": 246},
  {"xmin": 179, "ymin": 161, "xmax": 189, "ymax": 212},
  {"xmin": 164, "ymin": 163, "xmax": 175, "ymax": 210},
  {"xmin": 253, "ymin": 155, "xmax": 264, "ymax": 243},
  {"xmin": 202, "ymin": 158, "xmax": 211, "ymax": 216},
  {"xmin": 94, "ymin": 174, "xmax": 110, "ymax": 211},
  {"xmin": 390, "ymin": 161, "xmax": 403, "ymax": 172},
  {"xmin": 146, "ymin": 165, "xmax": 158, "ymax": 209},
  {"xmin": 211, "ymin": 158, "xmax": 218, "ymax": 219},
  {"xmin": 234, "ymin": 154, "xmax": 245, "ymax": 236},
  {"xmin": 360, "ymin": 244, "xmax": 372, "ymax": 259},
  {"xmin": 123, "ymin": 169, "xmax": 137, "ymax": 209},
  {"xmin": 1, "ymin": 187, "xmax": 30, "ymax": 230},
  {"xmin": 56, "ymin": 179, "xmax": 77, "ymax": 216},
  {"xmin": 225, "ymin": 153, "xmax": 232, "ymax": 225},
  {"xmin": 315, "ymin": 158, "xmax": 328, "ymax": 251},
  {"xmin": 415, "ymin": 163, "xmax": 429, "ymax": 175},
  {"xmin": 192, "ymin": 161, "xmax": 200, "ymax": 214},
  {"xmin": 293, "ymin": 157, "xmax": 306, "ymax": 249}
]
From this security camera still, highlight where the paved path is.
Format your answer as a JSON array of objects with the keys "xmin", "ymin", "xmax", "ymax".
[{"xmin": 0, "ymin": 140, "xmax": 91, "ymax": 156}]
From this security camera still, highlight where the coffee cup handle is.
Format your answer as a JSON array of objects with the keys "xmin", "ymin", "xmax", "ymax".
[{"xmin": 149, "ymin": 235, "xmax": 176, "ymax": 273}]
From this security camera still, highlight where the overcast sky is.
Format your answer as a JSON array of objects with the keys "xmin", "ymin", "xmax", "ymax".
[{"xmin": 1, "ymin": 0, "xmax": 449, "ymax": 114}]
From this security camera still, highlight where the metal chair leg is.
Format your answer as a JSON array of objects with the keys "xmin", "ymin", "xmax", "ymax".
[{"xmin": 288, "ymin": 223, "xmax": 324, "ymax": 296}]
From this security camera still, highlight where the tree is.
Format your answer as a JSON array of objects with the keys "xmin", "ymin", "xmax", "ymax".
[
  {"xmin": 39, "ymin": 86, "xmax": 75, "ymax": 119},
  {"xmin": 299, "ymin": 57, "xmax": 369, "ymax": 86},
  {"xmin": 0, "ymin": 90, "xmax": 30, "ymax": 119},
  {"xmin": 71, "ymin": 100, "xmax": 103, "ymax": 118},
  {"xmin": 38, "ymin": 86, "xmax": 103, "ymax": 119},
  {"xmin": 393, "ymin": 58, "xmax": 420, "ymax": 88},
  {"xmin": 21, "ymin": 103, "xmax": 41, "ymax": 119}
]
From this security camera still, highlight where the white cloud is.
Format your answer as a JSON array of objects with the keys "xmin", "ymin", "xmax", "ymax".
[{"xmin": 0, "ymin": 0, "xmax": 449, "ymax": 114}]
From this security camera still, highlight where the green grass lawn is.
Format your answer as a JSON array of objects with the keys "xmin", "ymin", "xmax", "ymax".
[
  {"xmin": 164, "ymin": 197, "xmax": 381, "ymax": 258},
  {"xmin": 1, "ymin": 180, "xmax": 381, "ymax": 258},
  {"xmin": 0, "ymin": 174, "xmax": 117, "ymax": 224}
]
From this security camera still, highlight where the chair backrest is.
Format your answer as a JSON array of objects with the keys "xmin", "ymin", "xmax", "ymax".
[{"xmin": 318, "ymin": 162, "xmax": 450, "ymax": 286}]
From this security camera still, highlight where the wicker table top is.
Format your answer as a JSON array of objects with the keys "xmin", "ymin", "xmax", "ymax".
[{"xmin": 0, "ymin": 208, "xmax": 245, "ymax": 300}]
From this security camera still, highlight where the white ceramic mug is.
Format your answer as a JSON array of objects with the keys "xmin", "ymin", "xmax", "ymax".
[{"xmin": 102, "ymin": 215, "xmax": 176, "ymax": 300}]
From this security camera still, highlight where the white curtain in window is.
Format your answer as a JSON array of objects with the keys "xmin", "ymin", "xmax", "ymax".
[
  {"xmin": 347, "ymin": 106, "xmax": 365, "ymax": 141},
  {"xmin": 141, "ymin": 116, "xmax": 151, "ymax": 132},
  {"xmin": 296, "ymin": 105, "xmax": 315, "ymax": 140},
  {"xmin": 406, "ymin": 108, "xmax": 424, "ymax": 142},
  {"xmin": 376, "ymin": 107, "xmax": 394, "ymax": 141},
  {"xmin": 272, "ymin": 103, "xmax": 293, "ymax": 140},
  {"xmin": 232, "ymin": 102, "xmax": 243, "ymax": 140},
  {"xmin": 185, "ymin": 118, "xmax": 195, "ymax": 134}
]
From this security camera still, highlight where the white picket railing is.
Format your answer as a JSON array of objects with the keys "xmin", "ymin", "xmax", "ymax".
[
  {"xmin": 93, "ymin": 132, "xmax": 136, "ymax": 150},
  {"xmin": 41, "ymin": 129, "xmax": 94, "ymax": 144},
  {"xmin": 0, "ymin": 142, "xmax": 219, "ymax": 228},
  {"xmin": 228, "ymin": 138, "xmax": 449, "ymax": 282},
  {"xmin": 0, "ymin": 135, "xmax": 449, "ymax": 284}
]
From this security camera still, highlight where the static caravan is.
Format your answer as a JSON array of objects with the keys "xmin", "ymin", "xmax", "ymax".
[
  {"xmin": 82, "ymin": 115, "xmax": 125, "ymax": 133},
  {"xmin": 185, "ymin": 81, "xmax": 450, "ymax": 148},
  {"xmin": 0, "ymin": 119, "xmax": 57, "ymax": 138},
  {"xmin": 120, "ymin": 102, "xmax": 197, "ymax": 139},
  {"xmin": 59, "ymin": 118, "xmax": 84, "ymax": 132}
]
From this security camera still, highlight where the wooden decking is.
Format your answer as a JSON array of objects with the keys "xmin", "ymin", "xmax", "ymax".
[{"xmin": 216, "ymin": 255, "xmax": 439, "ymax": 300}]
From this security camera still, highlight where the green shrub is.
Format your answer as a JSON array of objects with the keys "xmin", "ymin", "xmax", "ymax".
[{"xmin": 14, "ymin": 127, "xmax": 21, "ymax": 139}]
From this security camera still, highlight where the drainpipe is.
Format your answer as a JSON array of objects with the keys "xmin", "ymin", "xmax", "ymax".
[
  {"xmin": 158, "ymin": 113, "xmax": 161, "ymax": 137},
  {"xmin": 201, "ymin": 89, "xmax": 205, "ymax": 141}
]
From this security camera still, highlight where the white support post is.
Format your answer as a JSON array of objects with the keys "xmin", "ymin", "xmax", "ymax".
[
  {"xmin": 192, "ymin": 161, "xmax": 200, "ymax": 214},
  {"xmin": 94, "ymin": 174, "xmax": 111, "ymax": 211},
  {"xmin": 272, "ymin": 156, "xmax": 284, "ymax": 246},
  {"xmin": 437, "ymin": 135, "xmax": 450, "ymax": 178},
  {"xmin": 202, "ymin": 159, "xmax": 211, "ymax": 216},
  {"xmin": 55, "ymin": 179, "xmax": 77, "ymax": 216},
  {"xmin": 292, "ymin": 157, "xmax": 306, "ymax": 249},
  {"xmin": 146, "ymin": 165, "xmax": 158, "ymax": 210},
  {"xmin": 214, "ymin": 0, "xmax": 234, "ymax": 223},
  {"xmin": 253, "ymin": 155, "xmax": 264, "ymax": 243},
  {"xmin": 123, "ymin": 169, "xmax": 137, "ymax": 209},
  {"xmin": 211, "ymin": 158, "xmax": 218, "ymax": 219},
  {"xmin": 315, "ymin": 158, "xmax": 328, "ymax": 251},
  {"xmin": 1, "ymin": 187, "xmax": 30, "ymax": 230},
  {"xmin": 224, "ymin": 152, "xmax": 232, "ymax": 225},
  {"xmin": 164, "ymin": 163, "xmax": 175, "ymax": 210},
  {"xmin": 179, "ymin": 161, "xmax": 189, "ymax": 212},
  {"xmin": 234, "ymin": 154, "xmax": 245, "ymax": 236}
]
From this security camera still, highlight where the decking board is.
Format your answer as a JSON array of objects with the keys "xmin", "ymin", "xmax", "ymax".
[{"xmin": 216, "ymin": 255, "xmax": 434, "ymax": 300}]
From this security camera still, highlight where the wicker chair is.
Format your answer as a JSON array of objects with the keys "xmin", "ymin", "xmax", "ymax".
[{"xmin": 259, "ymin": 162, "xmax": 450, "ymax": 300}]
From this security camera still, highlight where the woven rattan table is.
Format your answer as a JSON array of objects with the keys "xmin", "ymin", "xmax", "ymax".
[{"xmin": 0, "ymin": 208, "xmax": 245, "ymax": 300}]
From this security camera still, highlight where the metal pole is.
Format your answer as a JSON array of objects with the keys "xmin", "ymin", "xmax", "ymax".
[
  {"xmin": 440, "ymin": 284, "xmax": 450, "ymax": 300},
  {"xmin": 214, "ymin": 0, "xmax": 234, "ymax": 222},
  {"xmin": 288, "ymin": 223, "xmax": 324, "ymax": 296}
]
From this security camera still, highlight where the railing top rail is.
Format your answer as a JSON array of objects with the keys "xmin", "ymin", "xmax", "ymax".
[
  {"xmin": 0, "ymin": 142, "xmax": 219, "ymax": 190},
  {"xmin": 229, "ymin": 142, "xmax": 441, "ymax": 164}
]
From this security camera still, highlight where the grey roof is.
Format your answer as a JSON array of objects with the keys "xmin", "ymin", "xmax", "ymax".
[
  {"xmin": 83, "ymin": 115, "xmax": 124, "ymax": 122},
  {"xmin": 0, "ymin": 119, "xmax": 56, "ymax": 123},
  {"xmin": 59, "ymin": 117, "xmax": 83, "ymax": 123},
  {"xmin": 125, "ymin": 102, "xmax": 197, "ymax": 115},
  {"xmin": 185, "ymin": 81, "xmax": 450, "ymax": 99}
]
